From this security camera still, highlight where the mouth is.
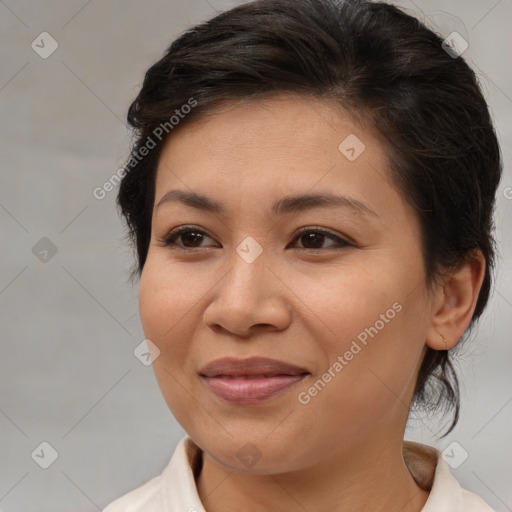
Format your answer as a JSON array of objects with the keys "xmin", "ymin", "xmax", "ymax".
[
  {"xmin": 199, "ymin": 356, "xmax": 309, "ymax": 378},
  {"xmin": 208, "ymin": 373, "xmax": 307, "ymax": 379},
  {"xmin": 199, "ymin": 356, "xmax": 310, "ymax": 404}
]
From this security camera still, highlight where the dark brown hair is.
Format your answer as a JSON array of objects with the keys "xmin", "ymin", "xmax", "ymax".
[{"xmin": 117, "ymin": 0, "xmax": 502, "ymax": 435}]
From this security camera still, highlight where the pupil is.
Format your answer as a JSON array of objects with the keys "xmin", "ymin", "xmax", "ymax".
[
  {"xmin": 183, "ymin": 232, "xmax": 202, "ymax": 246},
  {"xmin": 302, "ymin": 233, "xmax": 323, "ymax": 248}
]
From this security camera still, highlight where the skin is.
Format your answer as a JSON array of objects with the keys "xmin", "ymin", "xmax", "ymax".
[{"xmin": 138, "ymin": 93, "xmax": 485, "ymax": 512}]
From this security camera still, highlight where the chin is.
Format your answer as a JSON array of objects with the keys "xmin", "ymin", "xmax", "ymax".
[{"xmin": 196, "ymin": 432, "xmax": 313, "ymax": 476}]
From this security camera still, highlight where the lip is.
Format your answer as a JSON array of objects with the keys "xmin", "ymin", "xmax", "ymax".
[
  {"xmin": 199, "ymin": 357, "xmax": 310, "ymax": 405},
  {"xmin": 199, "ymin": 356, "xmax": 309, "ymax": 378}
]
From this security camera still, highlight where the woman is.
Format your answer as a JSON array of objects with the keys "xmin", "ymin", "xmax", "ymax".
[{"xmin": 104, "ymin": 0, "xmax": 501, "ymax": 510}]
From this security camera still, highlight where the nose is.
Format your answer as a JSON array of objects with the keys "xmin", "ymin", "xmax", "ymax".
[{"xmin": 202, "ymin": 249, "xmax": 292, "ymax": 339}]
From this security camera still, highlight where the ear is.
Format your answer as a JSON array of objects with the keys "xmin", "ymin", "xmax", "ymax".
[{"xmin": 425, "ymin": 250, "xmax": 486, "ymax": 351}]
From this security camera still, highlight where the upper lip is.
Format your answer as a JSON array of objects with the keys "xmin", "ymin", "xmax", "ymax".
[{"xmin": 199, "ymin": 357, "xmax": 310, "ymax": 378}]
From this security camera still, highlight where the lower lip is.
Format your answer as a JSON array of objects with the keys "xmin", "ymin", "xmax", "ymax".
[{"xmin": 202, "ymin": 374, "xmax": 308, "ymax": 404}]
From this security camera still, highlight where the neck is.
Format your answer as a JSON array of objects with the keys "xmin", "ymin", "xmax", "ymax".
[{"xmin": 196, "ymin": 435, "xmax": 430, "ymax": 512}]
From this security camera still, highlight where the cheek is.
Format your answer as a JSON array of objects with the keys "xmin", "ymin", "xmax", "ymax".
[
  {"xmin": 139, "ymin": 254, "xmax": 199, "ymax": 338},
  {"xmin": 296, "ymin": 311, "xmax": 425, "ymax": 450},
  {"xmin": 303, "ymin": 261, "xmax": 429, "ymax": 419},
  {"xmin": 138, "ymin": 259, "xmax": 192, "ymax": 371},
  {"xmin": 138, "ymin": 260, "xmax": 198, "ymax": 424},
  {"xmin": 296, "ymin": 259, "xmax": 402, "ymax": 344}
]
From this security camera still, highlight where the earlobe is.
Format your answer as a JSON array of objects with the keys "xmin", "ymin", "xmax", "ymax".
[
  {"xmin": 425, "ymin": 250, "xmax": 486, "ymax": 351},
  {"xmin": 431, "ymin": 331, "xmax": 447, "ymax": 351}
]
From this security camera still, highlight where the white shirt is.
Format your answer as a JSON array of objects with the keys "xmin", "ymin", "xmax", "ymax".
[{"xmin": 103, "ymin": 436, "xmax": 495, "ymax": 511}]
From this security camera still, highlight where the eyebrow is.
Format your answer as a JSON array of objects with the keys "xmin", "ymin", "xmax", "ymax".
[{"xmin": 155, "ymin": 189, "xmax": 378, "ymax": 217}]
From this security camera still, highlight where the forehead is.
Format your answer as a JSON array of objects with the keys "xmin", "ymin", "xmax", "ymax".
[{"xmin": 154, "ymin": 94, "xmax": 398, "ymax": 216}]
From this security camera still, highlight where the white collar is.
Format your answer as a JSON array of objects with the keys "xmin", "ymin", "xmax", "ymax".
[
  {"xmin": 104, "ymin": 435, "xmax": 495, "ymax": 511},
  {"xmin": 161, "ymin": 436, "xmax": 494, "ymax": 511}
]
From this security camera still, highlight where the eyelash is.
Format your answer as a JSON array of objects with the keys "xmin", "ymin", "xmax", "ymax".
[{"xmin": 157, "ymin": 225, "xmax": 353, "ymax": 252}]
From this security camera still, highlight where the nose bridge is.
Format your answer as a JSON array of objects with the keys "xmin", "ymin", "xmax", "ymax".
[
  {"xmin": 224, "ymin": 237, "xmax": 270, "ymax": 302},
  {"xmin": 204, "ymin": 237, "xmax": 292, "ymax": 335}
]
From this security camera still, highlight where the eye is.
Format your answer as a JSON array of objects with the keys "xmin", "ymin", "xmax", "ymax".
[
  {"xmin": 290, "ymin": 227, "xmax": 352, "ymax": 250},
  {"xmin": 157, "ymin": 225, "xmax": 352, "ymax": 251},
  {"xmin": 158, "ymin": 226, "xmax": 216, "ymax": 249}
]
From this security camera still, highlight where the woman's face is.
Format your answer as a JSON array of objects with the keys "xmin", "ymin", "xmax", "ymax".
[{"xmin": 139, "ymin": 94, "xmax": 435, "ymax": 474}]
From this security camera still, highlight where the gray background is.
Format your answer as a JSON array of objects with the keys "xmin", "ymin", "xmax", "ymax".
[{"xmin": 0, "ymin": 0, "xmax": 511, "ymax": 510}]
